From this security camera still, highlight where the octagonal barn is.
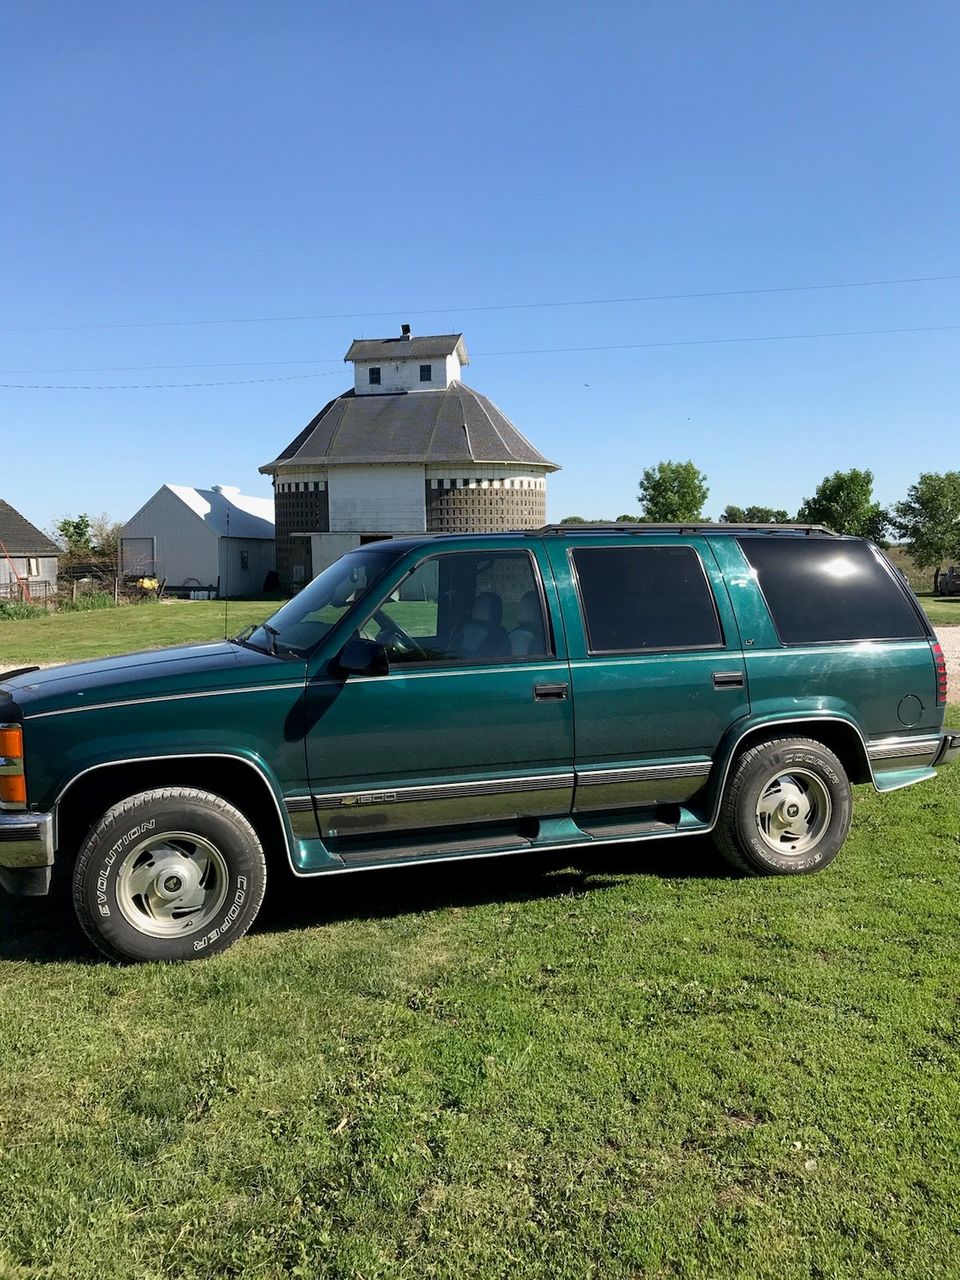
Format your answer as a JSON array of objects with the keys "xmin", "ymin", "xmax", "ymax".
[{"xmin": 260, "ymin": 328, "xmax": 559, "ymax": 586}]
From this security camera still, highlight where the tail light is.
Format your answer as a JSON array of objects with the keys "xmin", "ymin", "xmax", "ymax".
[
  {"xmin": 0, "ymin": 724, "xmax": 26, "ymax": 809},
  {"xmin": 932, "ymin": 641, "xmax": 948, "ymax": 705}
]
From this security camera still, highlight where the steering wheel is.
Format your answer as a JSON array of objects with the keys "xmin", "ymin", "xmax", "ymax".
[{"xmin": 372, "ymin": 609, "xmax": 428, "ymax": 661}]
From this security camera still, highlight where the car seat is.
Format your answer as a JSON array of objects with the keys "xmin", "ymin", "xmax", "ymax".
[
  {"xmin": 455, "ymin": 592, "xmax": 509, "ymax": 659},
  {"xmin": 509, "ymin": 590, "xmax": 546, "ymax": 656}
]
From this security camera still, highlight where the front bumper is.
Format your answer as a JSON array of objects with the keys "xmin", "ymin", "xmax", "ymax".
[
  {"xmin": 934, "ymin": 732, "xmax": 960, "ymax": 767},
  {"xmin": 0, "ymin": 811, "xmax": 54, "ymax": 894}
]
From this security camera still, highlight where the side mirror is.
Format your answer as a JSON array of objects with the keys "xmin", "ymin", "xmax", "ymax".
[{"xmin": 337, "ymin": 636, "xmax": 389, "ymax": 677}]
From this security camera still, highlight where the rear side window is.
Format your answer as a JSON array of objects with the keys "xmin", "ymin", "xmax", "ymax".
[
  {"xmin": 739, "ymin": 538, "xmax": 926, "ymax": 644},
  {"xmin": 572, "ymin": 545, "xmax": 723, "ymax": 653}
]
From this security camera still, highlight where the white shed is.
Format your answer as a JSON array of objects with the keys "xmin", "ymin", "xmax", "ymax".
[{"xmin": 121, "ymin": 485, "xmax": 276, "ymax": 597}]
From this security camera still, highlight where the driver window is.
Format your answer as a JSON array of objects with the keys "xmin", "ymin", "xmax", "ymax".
[{"xmin": 355, "ymin": 550, "xmax": 551, "ymax": 666}]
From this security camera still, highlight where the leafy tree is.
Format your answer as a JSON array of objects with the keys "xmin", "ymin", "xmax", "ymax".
[
  {"xmin": 614, "ymin": 514, "xmax": 641, "ymax": 523},
  {"xmin": 796, "ymin": 469, "xmax": 888, "ymax": 540},
  {"xmin": 637, "ymin": 460, "xmax": 708, "ymax": 522},
  {"xmin": 90, "ymin": 513, "xmax": 124, "ymax": 558},
  {"xmin": 559, "ymin": 515, "xmax": 589, "ymax": 524},
  {"xmin": 55, "ymin": 514, "xmax": 93, "ymax": 556},
  {"xmin": 720, "ymin": 504, "xmax": 790, "ymax": 524},
  {"xmin": 890, "ymin": 471, "xmax": 960, "ymax": 593}
]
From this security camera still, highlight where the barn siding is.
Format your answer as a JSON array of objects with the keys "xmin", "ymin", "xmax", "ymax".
[
  {"xmin": 218, "ymin": 538, "xmax": 276, "ymax": 598},
  {"xmin": 121, "ymin": 489, "xmax": 220, "ymax": 587}
]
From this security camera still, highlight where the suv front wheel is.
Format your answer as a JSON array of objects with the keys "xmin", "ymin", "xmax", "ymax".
[
  {"xmin": 73, "ymin": 787, "xmax": 267, "ymax": 962},
  {"xmin": 714, "ymin": 737, "xmax": 853, "ymax": 875}
]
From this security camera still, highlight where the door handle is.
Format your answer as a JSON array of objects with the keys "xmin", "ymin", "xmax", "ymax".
[
  {"xmin": 712, "ymin": 670, "xmax": 744, "ymax": 689},
  {"xmin": 534, "ymin": 682, "xmax": 569, "ymax": 701}
]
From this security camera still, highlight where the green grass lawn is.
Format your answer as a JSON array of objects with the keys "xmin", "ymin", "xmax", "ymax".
[
  {"xmin": 0, "ymin": 599, "xmax": 284, "ymax": 667},
  {"xmin": 917, "ymin": 594, "xmax": 960, "ymax": 627},
  {"xmin": 0, "ymin": 707, "xmax": 957, "ymax": 1279}
]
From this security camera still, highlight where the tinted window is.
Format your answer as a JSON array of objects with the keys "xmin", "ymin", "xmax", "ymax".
[
  {"xmin": 739, "ymin": 538, "xmax": 926, "ymax": 644},
  {"xmin": 572, "ymin": 546, "xmax": 723, "ymax": 652},
  {"xmin": 356, "ymin": 550, "xmax": 551, "ymax": 665}
]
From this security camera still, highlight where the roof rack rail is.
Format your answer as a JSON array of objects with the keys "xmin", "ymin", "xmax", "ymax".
[{"xmin": 533, "ymin": 522, "xmax": 837, "ymax": 537}]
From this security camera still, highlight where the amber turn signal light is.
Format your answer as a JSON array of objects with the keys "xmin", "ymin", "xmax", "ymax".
[
  {"xmin": 0, "ymin": 726, "xmax": 23, "ymax": 760},
  {"xmin": 0, "ymin": 775, "xmax": 27, "ymax": 805}
]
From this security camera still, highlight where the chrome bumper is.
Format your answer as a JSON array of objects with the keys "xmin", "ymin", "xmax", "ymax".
[
  {"xmin": 0, "ymin": 811, "xmax": 54, "ymax": 870},
  {"xmin": 934, "ymin": 733, "xmax": 960, "ymax": 767}
]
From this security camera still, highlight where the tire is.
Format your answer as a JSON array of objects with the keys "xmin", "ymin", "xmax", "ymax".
[
  {"xmin": 73, "ymin": 787, "xmax": 267, "ymax": 962},
  {"xmin": 713, "ymin": 737, "xmax": 852, "ymax": 876}
]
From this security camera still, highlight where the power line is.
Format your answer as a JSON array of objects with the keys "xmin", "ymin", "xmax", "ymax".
[
  {"xmin": 0, "ymin": 370, "xmax": 337, "ymax": 391},
  {"xmin": 1, "ymin": 321, "xmax": 957, "ymax": 389},
  {"xmin": 0, "ymin": 273, "xmax": 957, "ymax": 335}
]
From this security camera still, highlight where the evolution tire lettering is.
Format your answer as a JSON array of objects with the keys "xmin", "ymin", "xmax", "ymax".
[{"xmin": 95, "ymin": 820, "xmax": 159, "ymax": 917}]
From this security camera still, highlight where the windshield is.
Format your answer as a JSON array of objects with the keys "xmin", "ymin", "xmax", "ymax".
[{"xmin": 237, "ymin": 549, "xmax": 400, "ymax": 657}]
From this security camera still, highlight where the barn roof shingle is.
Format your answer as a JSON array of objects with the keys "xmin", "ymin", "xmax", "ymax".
[
  {"xmin": 0, "ymin": 500, "xmax": 60, "ymax": 556},
  {"xmin": 260, "ymin": 382, "xmax": 558, "ymax": 473},
  {"xmin": 344, "ymin": 333, "xmax": 469, "ymax": 364}
]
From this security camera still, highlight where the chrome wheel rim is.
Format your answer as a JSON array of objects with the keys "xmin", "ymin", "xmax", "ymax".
[
  {"xmin": 755, "ymin": 769, "xmax": 832, "ymax": 855},
  {"xmin": 115, "ymin": 831, "xmax": 229, "ymax": 938}
]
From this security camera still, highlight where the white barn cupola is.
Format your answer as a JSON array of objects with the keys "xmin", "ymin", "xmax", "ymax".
[{"xmin": 347, "ymin": 325, "xmax": 469, "ymax": 395}]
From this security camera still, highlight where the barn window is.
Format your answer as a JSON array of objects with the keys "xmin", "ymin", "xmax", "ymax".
[
  {"xmin": 419, "ymin": 364, "xmax": 432, "ymax": 382},
  {"xmin": 240, "ymin": 551, "xmax": 250, "ymax": 571},
  {"xmin": 27, "ymin": 558, "xmax": 40, "ymax": 577},
  {"xmin": 368, "ymin": 367, "xmax": 381, "ymax": 385}
]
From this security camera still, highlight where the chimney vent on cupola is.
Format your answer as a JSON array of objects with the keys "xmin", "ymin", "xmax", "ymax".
[{"xmin": 400, "ymin": 323, "xmax": 412, "ymax": 340}]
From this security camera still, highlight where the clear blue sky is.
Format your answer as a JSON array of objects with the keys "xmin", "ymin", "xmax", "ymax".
[{"xmin": 3, "ymin": 0, "xmax": 958, "ymax": 533}]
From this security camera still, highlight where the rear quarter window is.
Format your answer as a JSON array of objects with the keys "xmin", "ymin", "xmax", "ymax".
[{"xmin": 738, "ymin": 538, "xmax": 927, "ymax": 644}]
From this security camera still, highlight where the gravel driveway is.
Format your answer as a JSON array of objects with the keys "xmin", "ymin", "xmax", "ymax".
[{"xmin": 937, "ymin": 624, "xmax": 960, "ymax": 689}]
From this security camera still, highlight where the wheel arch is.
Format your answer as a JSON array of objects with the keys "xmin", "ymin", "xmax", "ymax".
[
  {"xmin": 706, "ymin": 715, "xmax": 873, "ymax": 820},
  {"xmin": 54, "ymin": 754, "xmax": 294, "ymax": 873}
]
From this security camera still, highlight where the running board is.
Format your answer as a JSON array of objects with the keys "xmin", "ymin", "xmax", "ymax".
[
  {"xmin": 296, "ymin": 806, "xmax": 711, "ymax": 875},
  {"xmin": 334, "ymin": 831, "xmax": 532, "ymax": 868}
]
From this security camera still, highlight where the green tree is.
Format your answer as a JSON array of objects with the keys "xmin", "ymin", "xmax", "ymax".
[
  {"xmin": 55, "ymin": 514, "xmax": 93, "ymax": 555},
  {"xmin": 796, "ymin": 469, "xmax": 888, "ymax": 540},
  {"xmin": 720, "ymin": 504, "xmax": 790, "ymax": 524},
  {"xmin": 890, "ymin": 471, "xmax": 960, "ymax": 593},
  {"xmin": 637, "ymin": 460, "xmax": 709, "ymax": 522},
  {"xmin": 90, "ymin": 513, "xmax": 124, "ymax": 558},
  {"xmin": 614, "ymin": 514, "xmax": 641, "ymax": 523},
  {"xmin": 559, "ymin": 515, "xmax": 589, "ymax": 524}
]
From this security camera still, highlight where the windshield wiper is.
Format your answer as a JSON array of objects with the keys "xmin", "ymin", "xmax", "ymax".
[
  {"xmin": 229, "ymin": 622, "xmax": 270, "ymax": 653},
  {"xmin": 262, "ymin": 624, "xmax": 280, "ymax": 656}
]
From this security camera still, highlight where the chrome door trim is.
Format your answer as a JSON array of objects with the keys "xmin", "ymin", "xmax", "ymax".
[
  {"xmin": 573, "ymin": 759, "xmax": 712, "ymax": 814},
  {"xmin": 313, "ymin": 771, "xmax": 576, "ymax": 839}
]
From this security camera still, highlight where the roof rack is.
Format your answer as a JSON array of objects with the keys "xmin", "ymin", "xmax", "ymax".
[{"xmin": 534, "ymin": 522, "xmax": 837, "ymax": 537}]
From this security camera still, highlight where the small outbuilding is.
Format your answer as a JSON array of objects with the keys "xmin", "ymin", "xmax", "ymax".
[
  {"xmin": 0, "ymin": 499, "xmax": 60, "ymax": 600},
  {"xmin": 120, "ymin": 484, "xmax": 275, "ymax": 597}
]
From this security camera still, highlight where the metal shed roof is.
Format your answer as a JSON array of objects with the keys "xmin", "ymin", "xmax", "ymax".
[{"xmin": 164, "ymin": 486, "xmax": 275, "ymax": 539}]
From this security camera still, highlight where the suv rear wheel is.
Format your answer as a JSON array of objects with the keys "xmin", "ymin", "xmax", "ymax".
[
  {"xmin": 73, "ymin": 787, "xmax": 267, "ymax": 962},
  {"xmin": 714, "ymin": 737, "xmax": 852, "ymax": 875}
]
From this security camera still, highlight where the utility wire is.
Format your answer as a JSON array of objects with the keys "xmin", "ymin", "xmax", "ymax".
[
  {"xmin": 1, "ymin": 321, "xmax": 957, "ymax": 389},
  {"xmin": 0, "ymin": 273, "xmax": 957, "ymax": 334}
]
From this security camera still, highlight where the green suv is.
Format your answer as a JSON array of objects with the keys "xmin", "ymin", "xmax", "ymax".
[{"xmin": 1, "ymin": 523, "xmax": 956, "ymax": 962}]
